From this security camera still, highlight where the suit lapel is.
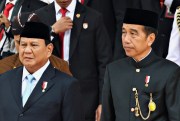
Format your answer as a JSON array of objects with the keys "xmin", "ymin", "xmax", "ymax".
[
  {"xmin": 10, "ymin": 0, "xmax": 24, "ymax": 21},
  {"xmin": 0, "ymin": 0, "xmax": 5, "ymax": 12},
  {"xmin": 9, "ymin": 67, "xmax": 24, "ymax": 111},
  {"xmin": 23, "ymin": 64, "xmax": 55, "ymax": 112},
  {"xmin": 69, "ymin": 2, "xmax": 85, "ymax": 59}
]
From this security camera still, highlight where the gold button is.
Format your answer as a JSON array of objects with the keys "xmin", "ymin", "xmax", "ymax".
[
  {"xmin": 131, "ymin": 108, "xmax": 135, "ymax": 112},
  {"xmin": 136, "ymin": 69, "xmax": 140, "ymax": 72}
]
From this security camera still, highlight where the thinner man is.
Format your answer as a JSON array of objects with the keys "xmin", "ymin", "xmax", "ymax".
[
  {"xmin": 0, "ymin": 21, "xmax": 83, "ymax": 121},
  {"xmin": 101, "ymin": 8, "xmax": 180, "ymax": 121}
]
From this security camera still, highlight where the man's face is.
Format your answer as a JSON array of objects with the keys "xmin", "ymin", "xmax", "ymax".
[
  {"xmin": 19, "ymin": 37, "xmax": 53, "ymax": 73},
  {"xmin": 122, "ymin": 24, "xmax": 154, "ymax": 61},
  {"xmin": 56, "ymin": 0, "xmax": 72, "ymax": 8}
]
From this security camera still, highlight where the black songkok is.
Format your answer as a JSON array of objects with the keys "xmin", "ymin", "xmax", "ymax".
[
  {"xmin": 20, "ymin": 22, "xmax": 51, "ymax": 41},
  {"xmin": 123, "ymin": 8, "xmax": 159, "ymax": 29}
]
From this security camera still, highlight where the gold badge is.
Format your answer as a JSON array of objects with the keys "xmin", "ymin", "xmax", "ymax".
[
  {"xmin": 83, "ymin": 23, "xmax": 88, "ymax": 29},
  {"xmin": 148, "ymin": 101, "xmax": 156, "ymax": 111},
  {"xmin": 76, "ymin": 14, "xmax": 80, "ymax": 18}
]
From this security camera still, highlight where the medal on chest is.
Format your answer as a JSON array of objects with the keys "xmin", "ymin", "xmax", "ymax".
[{"xmin": 145, "ymin": 75, "xmax": 150, "ymax": 87}]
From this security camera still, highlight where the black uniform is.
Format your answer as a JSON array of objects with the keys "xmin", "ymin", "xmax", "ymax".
[{"xmin": 101, "ymin": 51, "xmax": 180, "ymax": 121}]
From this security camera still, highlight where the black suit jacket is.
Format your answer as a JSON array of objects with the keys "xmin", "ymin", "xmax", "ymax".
[
  {"xmin": 0, "ymin": 64, "xmax": 83, "ymax": 121},
  {"xmin": 35, "ymin": 2, "xmax": 112, "ymax": 120},
  {"xmin": 101, "ymin": 51, "xmax": 180, "ymax": 121},
  {"xmin": 85, "ymin": 0, "xmax": 128, "ymax": 58}
]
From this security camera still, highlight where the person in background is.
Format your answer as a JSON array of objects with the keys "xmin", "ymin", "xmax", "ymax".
[
  {"xmin": 0, "ymin": 0, "xmax": 50, "ymax": 59},
  {"xmin": 165, "ymin": 0, "xmax": 180, "ymax": 66},
  {"xmin": 35, "ymin": 0, "xmax": 112, "ymax": 120}
]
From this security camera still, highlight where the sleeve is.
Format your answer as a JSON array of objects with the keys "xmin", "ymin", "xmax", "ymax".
[
  {"xmin": 101, "ymin": 67, "xmax": 115, "ymax": 121},
  {"xmin": 62, "ymin": 79, "xmax": 84, "ymax": 121},
  {"xmin": 165, "ymin": 67, "xmax": 180, "ymax": 121},
  {"xmin": 166, "ymin": 9, "xmax": 180, "ymax": 66},
  {"xmin": 95, "ymin": 13, "xmax": 113, "ymax": 104}
]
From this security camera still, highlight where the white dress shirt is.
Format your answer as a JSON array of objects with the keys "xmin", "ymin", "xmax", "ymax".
[
  {"xmin": 166, "ymin": 9, "xmax": 180, "ymax": 66},
  {"xmin": 164, "ymin": 0, "xmax": 173, "ymax": 9},
  {"xmin": 54, "ymin": 0, "xmax": 76, "ymax": 62},
  {"xmin": 21, "ymin": 60, "xmax": 50, "ymax": 96}
]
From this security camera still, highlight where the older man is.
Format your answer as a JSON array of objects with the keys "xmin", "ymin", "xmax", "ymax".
[{"xmin": 0, "ymin": 21, "xmax": 83, "ymax": 121}]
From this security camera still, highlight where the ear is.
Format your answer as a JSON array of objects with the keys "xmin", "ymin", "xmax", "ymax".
[
  {"xmin": 147, "ymin": 33, "xmax": 155, "ymax": 47},
  {"xmin": 46, "ymin": 43, "xmax": 54, "ymax": 58}
]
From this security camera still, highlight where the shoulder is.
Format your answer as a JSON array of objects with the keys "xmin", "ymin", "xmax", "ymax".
[
  {"xmin": 50, "ymin": 55, "xmax": 68, "ymax": 65},
  {"xmin": 49, "ymin": 55, "xmax": 72, "ymax": 76},
  {"xmin": 53, "ymin": 68, "xmax": 79, "ymax": 88},
  {"xmin": 0, "ymin": 54, "xmax": 19, "ymax": 74},
  {"xmin": 0, "ymin": 66, "xmax": 22, "ymax": 80},
  {"xmin": 83, "ymin": 5, "xmax": 103, "ymax": 20},
  {"xmin": 157, "ymin": 58, "xmax": 179, "ymax": 71},
  {"xmin": 35, "ymin": 2, "xmax": 53, "ymax": 13},
  {"xmin": 107, "ymin": 57, "xmax": 129, "ymax": 69}
]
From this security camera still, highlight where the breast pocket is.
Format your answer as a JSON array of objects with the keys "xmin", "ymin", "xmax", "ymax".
[{"xmin": 138, "ymin": 90, "xmax": 165, "ymax": 115}]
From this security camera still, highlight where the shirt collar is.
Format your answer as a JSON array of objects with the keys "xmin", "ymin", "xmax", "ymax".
[
  {"xmin": 6, "ymin": 0, "xmax": 17, "ymax": 5},
  {"xmin": 22, "ymin": 60, "xmax": 50, "ymax": 82},
  {"xmin": 133, "ymin": 48, "xmax": 152, "ymax": 62},
  {"xmin": 54, "ymin": 0, "xmax": 76, "ymax": 15}
]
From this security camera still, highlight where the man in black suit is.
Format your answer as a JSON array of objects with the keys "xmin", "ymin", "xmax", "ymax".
[
  {"xmin": 0, "ymin": 0, "xmax": 48, "ymax": 59},
  {"xmin": 0, "ymin": 21, "xmax": 83, "ymax": 121},
  {"xmin": 35, "ymin": 0, "xmax": 112, "ymax": 121},
  {"xmin": 101, "ymin": 8, "xmax": 180, "ymax": 121},
  {"xmin": 83, "ymin": 0, "xmax": 131, "ymax": 60}
]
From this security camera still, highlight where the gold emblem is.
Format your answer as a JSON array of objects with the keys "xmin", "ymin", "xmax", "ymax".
[
  {"xmin": 148, "ymin": 101, "xmax": 156, "ymax": 111},
  {"xmin": 83, "ymin": 23, "xmax": 88, "ymax": 29},
  {"xmin": 76, "ymin": 14, "xmax": 80, "ymax": 18}
]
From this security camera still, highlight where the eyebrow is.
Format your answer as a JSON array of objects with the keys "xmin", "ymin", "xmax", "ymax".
[{"xmin": 130, "ymin": 28, "xmax": 138, "ymax": 34}]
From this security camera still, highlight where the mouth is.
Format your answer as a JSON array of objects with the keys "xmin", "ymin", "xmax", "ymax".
[
  {"xmin": 24, "ymin": 57, "xmax": 33, "ymax": 61},
  {"xmin": 59, "ymin": 0, "xmax": 68, "ymax": 3},
  {"xmin": 124, "ymin": 46, "xmax": 133, "ymax": 50}
]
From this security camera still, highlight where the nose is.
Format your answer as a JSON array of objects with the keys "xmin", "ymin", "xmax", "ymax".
[
  {"xmin": 24, "ymin": 46, "xmax": 32, "ymax": 53},
  {"xmin": 122, "ymin": 33, "xmax": 131, "ymax": 44}
]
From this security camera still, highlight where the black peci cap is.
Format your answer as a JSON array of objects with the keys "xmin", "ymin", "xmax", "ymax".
[
  {"xmin": 20, "ymin": 21, "xmax": 51, "ymax": 42},
  {"xmin": 123, "ymin": 8, "xmax": 159, "ymax": 29}
]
